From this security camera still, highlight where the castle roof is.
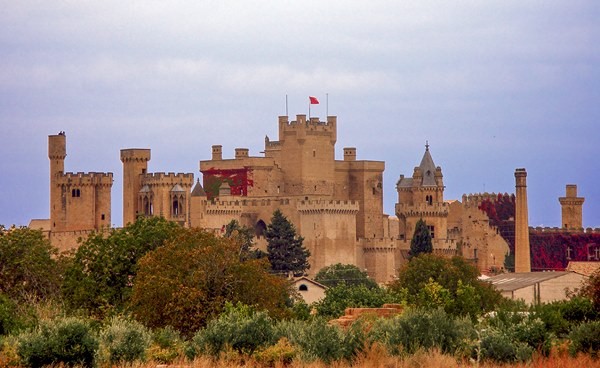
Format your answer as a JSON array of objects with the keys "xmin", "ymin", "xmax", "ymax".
[
  {"xmin": 419, "ymin": 143, "xmax": 437, "ymax": 187},
  {"xmin": 170, "ymin": 183, "xmax": 186, "ymax": 193},
  {"xmin": 191, "ymin": 179, "xmax": 206, "ymax": 197},
  {"xmin": 139, "ymin": 184, "xmax": 152, "ymax": 193}
]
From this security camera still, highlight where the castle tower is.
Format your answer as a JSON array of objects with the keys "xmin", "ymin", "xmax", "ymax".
[
  {"xmin": 559, "ymin": 185, "xmax": 584, "ymax": 230},
  {"xmin": 120, "ymin": 149, "xmax": 151, "ymax": 226},
  {"xmin": 277, "ymin": 115, "xmax": 337, "ymax": 196},
  {"xmin": 514, "ymin": 168, "xmax": 531, "ymax": 272},
  {"xmin": 396, "ymin": 143, "xmax": 447, "ymax": 241},
  {"xmin": 49, "ymin": 133, "xmax": 67, "ymax": 230}
]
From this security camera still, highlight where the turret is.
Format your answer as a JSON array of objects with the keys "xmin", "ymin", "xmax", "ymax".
[
  {"xmin": 120, "ymin": 149, "xmax": 151, "ymax": 226},
  {"xmin": 559, "ymin": 184, "xmax": 584, "ymax": 229},
  {"xmin": 49, "ymin": 132, "xmax": 67, "ymax": 230}
]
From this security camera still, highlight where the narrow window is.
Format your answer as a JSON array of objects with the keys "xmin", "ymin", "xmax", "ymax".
[
  {"xmin": 101, "ymin": 214, "xmax": 105, "ymax": 220},
  {"xmin": 427, "ymin": 225, "xmax": 435, "ymax": 239},
  {"xmin": 313, "ymin": 150, "xmax": 316, "ymax": 157}
]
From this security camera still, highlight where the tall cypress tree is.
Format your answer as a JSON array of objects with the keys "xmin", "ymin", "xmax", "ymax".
[
  {"xmin": 409, "ymin": 218, "xmax": 433, "ymax": 259},
  {"xmin": 266, "ymin": 210, "xmax": 310, "ymax": 276}
]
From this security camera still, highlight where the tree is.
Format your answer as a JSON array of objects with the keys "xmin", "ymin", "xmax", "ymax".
[
  {"xmin": 224, "ymin": 219, "xmax": 266, "ymax": 260},
  {"xmin": 580, "ymin": 269, "xmax": 600, "ymax": 311},
  {"xmin": 266, "ymin": 210, "xmax": 310, "ymax": 276},
  {"xmin": 389, "ymin": 254, "xmax": 502, "ymax": 319},
  {"xmin": 314, "ymin": 283, "xmax": 402, "ymax": 318},
  {"xmin": 130, "ymin": 228, "xmax": 291, "ymax": 337},
  {"xmin": 61, "ymin": 216, "xmax": 182, "ymax": 316},
  {"xmin": 315, "ymin": 263, "xmax": 378, "ymax": 289},
  {"xmin": 408, "ymin": 219, "xmax": 432, "ymax": 258},
  {"xmin": 0, "ymin": 225, "xmax": 61, "ymax": 302}
]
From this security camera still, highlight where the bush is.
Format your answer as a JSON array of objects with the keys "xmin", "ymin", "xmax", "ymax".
[
  {"xmin": 148, "ymin": 325, "xmax": 183, "ymax": 363},
  {"xmin": 479, "ymin": 328, "xmax": 533, "ymax": 363},
  {"xmin": 568, "ymin": 320, "xmax": 600, "ymax": 358},
  {"xmin": 96, "ymin": 316, "xmax": 151, "ymax": 366},
  {"xmin": 275, "ymin": 318, "xmax": 346, "ymax": 363},
  {"xmin": 253, "ymin": 338, "xmax": 297, "ymax": 366},
  {"xmin": 0, "ymin": 295, "xmax": 19, "ymax": 336},
  {"xmin": 17, "ymin": 317, "xmax": 98, "ymax": 367},
  {"xmin": 370, "ymin": 308, "xmax": 475, "ymax": 357},
  {"xmin": 190, "ymin": 303, "xmax": 275, "ymax": 358}
]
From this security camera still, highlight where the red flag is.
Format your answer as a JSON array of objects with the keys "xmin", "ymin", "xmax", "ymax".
[{"xmin": 309, "ymin": 96, "xmax": 319, "ymax": 104}]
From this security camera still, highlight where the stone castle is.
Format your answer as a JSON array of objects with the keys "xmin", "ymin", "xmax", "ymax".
[{"xmin": 34, "ymin": 115, "xmax": 596, "ymax": 283}]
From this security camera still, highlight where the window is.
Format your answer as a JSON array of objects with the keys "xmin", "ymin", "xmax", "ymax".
[
  {"xmin": 101, "ymin": 214, "xmax": 105, "ymax": 220},
  {"xmin": 71, "ymin": 188, "xmax": 81, "ymax": 197},
  {"xmin": 426, "ymin": 195, "xmax": 433, "ymax": 205},
  {"xmin": 427, "ymin": 225, "xmax": 435, "ymax": 239},
  {"xmin": 299, "ymin": 284, "xmax": 308, "ymax": 291},
  {"xmin": 172, "ymin": 198, "xmax": 180, "ymax": 216}
]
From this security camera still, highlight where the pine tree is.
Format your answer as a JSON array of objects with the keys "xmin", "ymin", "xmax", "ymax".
[
  {"xmin": 409, "ymin": 218, "xmax": 433, "ymax": 259},
  {"xmin": 266, "ymin": 210, "xmax": 310, "ymax": 276}
]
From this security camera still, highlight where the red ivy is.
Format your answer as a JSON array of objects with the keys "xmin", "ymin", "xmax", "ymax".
[
  {"xmin": 478, "ymin": 193, "xmax": 599, "ymax": 271},
  {"xmin": 201, "ymin": 167, "xmax": 254, "ymax": 199}
]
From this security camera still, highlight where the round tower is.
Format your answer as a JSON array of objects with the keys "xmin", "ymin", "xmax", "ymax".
[
  {"xmin": 514, "ymin": 168, "xmax": 531, "ymax": 272},
  {"xmin": 48, "ymin": 133, "xmax": 67, "ymax": 230},
  {"xmin": 120, "ymin": 149, "xmax": 151, "ymax": 226}
]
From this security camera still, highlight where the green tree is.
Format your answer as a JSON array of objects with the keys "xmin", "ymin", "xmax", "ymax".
[
  {"xmin": 0, "ymin": 225, "xmax": 61, "ymax": 302},
  {"xmin": 315, "ymin": 263, "xmax": 377, "ymax": 289},
  {"xmin": 314, "ymin": 283, "xmax": 402, "ymax": 318},
  {"xmin": 580, "ymin": 269, "xmax": 600, "ymax": 311},
  {"xmin": 130, "ymin": 228, "xmax": 291, "ymax": 337},
  {"xmin": 61, "ymin": 216, "xmax": 182, "ymax": 316},
  {"xmin": 389, "ymin": 254, "xmax": 502, "ymax": 319},
  {"xmin": 224, "ymin": 219, "xmax": 266, "ymax": 260},
  {"xmin": 266, "ymin": 210, "xmax": 310, "ymax": 276},
  {"xmin": 408, "ymin": 219, "xmax": 433, "ymax": 258}
]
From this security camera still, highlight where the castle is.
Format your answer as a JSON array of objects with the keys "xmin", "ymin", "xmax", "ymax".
[{"xmin": 35, "ymin": 115, "xmax": 597, "ymax": 283}]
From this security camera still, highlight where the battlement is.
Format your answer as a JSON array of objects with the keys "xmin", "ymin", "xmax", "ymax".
[
  {"xmin": 120, "ymin": 148, "xmax": 151, "ymax": 162},
  {"xmin": 278, "ymin": 115, "xmax": 337, "ymax": 139},
  {"xmin": 57, "ymin": 172, "xmax": 113, "ymax": 186},
  {"xmin": 141, "ymin": 172, "xmax": 194, "ymax": 185},
  {"xmin": 204, "ymin": 197, "xmax": 291, "ymax": 209},
  {"xmin": 297, "ymin": 199, "xmax": 359, "ymax": 214},
  {"xmin": 395, "ymin": 202, "xmax": 449, "ymax": 217},
  {"xmin": 360, "ymin": 237, "xmax": 397, "ymax": 252},
  {"xmin": 530, "ymin": 226, "xmax": 600, "ymax": 234},
  {"xmin": 462, "ymin": 192, "xmax": 514, "ymax": 208}
]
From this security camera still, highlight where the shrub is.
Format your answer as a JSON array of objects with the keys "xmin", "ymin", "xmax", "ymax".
[
  {"xmin": 190, "ymin": 303, "xmax": 275, "ymax": 357},
  {"xmin": 568, "ymin": 320, "xmax": 600, "ymax": 358},
  {"xmin": 148, "ymin": 325, "xmax": 183, "ymax": 363},
  {"xmin": 275, "ymin": 318, "xmax": 346, "ymax": 363},
  {"xmin": 478, "ymin": 328, "xmax": 533, "ymax": 363},
  {"xmin": 17, "ymin": 317, "xmax": 98, "ymax": 367},
  {"xmin": 0, "ymin": 295, "xmax": 19, "ymax": 336},
  {"xmin": 0, "ymin": 335, "xmax": 20, "ymax": 367},
  {"xmin": 369, "ymin": 308, "xmax": 475, "ymax": 357},
  {"xmin": 96, "ymin": 316, "xmax": 151, "ymax": 366},
  {"xmin": 253, "ymin": 338, "xmax": 297, "ymax": 366}
]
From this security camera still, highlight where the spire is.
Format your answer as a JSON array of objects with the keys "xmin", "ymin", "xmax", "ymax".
[
  {"xmin": 191, "ymin": 179, "xmax": 206, "ymax": 197},
  {"xmin": 418, "ymin": 143, "xmax": 437, "ymax": 186},
  {"xmin": 425, "ymin": 140, "xmax": 429, "ymax": 151}
]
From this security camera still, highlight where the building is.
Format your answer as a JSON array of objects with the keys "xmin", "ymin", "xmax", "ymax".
[{"xmin": 486, "ymin": 272, "xmax": 588, "ymax": 304}]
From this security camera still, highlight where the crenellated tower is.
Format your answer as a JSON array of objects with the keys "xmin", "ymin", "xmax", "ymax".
[
  {"xmin": 559, "ymin": 184, "xmax": 584, "ymax": 230},
  {"xmin": 120, "ymin": 149, "xmax": 151, "ymax": 225},
  {"xmin": 49, "ymin": 133, "xmax": 67, "ymax": 230},
  {"xmin": 396, "ymin": 143, "xmax": 448, "ymax": 241}
]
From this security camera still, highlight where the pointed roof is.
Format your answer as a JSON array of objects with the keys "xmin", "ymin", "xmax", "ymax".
[
  {"xmin": 139, "ymin": 184, "xmax": 152, "ymax": 193},
  {"xmin": 191, "ymin": 179, "xmax": 206, "ymax": 197},
  {"xmin": 170, "ymin": 183, "xmax": 186, "ymax": 193},
  {"xmin": 419, "ymin": 142, "xmax": 438, "ymax": 187}
]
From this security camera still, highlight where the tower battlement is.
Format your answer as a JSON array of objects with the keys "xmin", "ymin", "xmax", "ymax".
[
  {"xmin": 57, "ymin": 172, "xmax": 113, "ymax": 186},
  {"xmin": 395, "ymin": 202, "xmax": 449, "ymax": 217},
  {"xmin": 278, "ymin": 115, "xmax": 337, "ymax": 142},
  {"xmin": 297, "ymin": 199, "xmax": 359, "ymax": 214},
  {"xmin": 141, "ymin": 172, "xmax": 194, "ymax": 184},
  {"xmin": 462, "ymin": 192, "xmax": 513, "ymax": 208},
  {"xmin": 120, "ymin": 149, "xmax": 151, "ymax": 162}
]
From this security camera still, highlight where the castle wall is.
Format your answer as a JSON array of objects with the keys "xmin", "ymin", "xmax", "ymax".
[{"xmin": 361, "ymin": 238, "xmax": 398, "ymax": 283}]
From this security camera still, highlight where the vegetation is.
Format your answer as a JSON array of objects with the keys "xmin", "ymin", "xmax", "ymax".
[
  {"xmin": 0, "ymin": 226, "xmax": 61, "ymax": 302},
  {"xmin": 315, "ymin": 283, "xmax": 401, "ymax": 318},
  {"xmin": 266, "ymin": 210, "xmax": 310, "ymax": 276},
  {"xmin": 62, "ymin": 216, "xmax": 181, "ymax": 316},
  {"xmin": 408, "ymin": 218, "xmax": 433, "ymax": 258},
  {"xmin": 130, "ymin": 227, "xmax": 290, "ymax": 336},
  {"xmin": 315, "ymin": 263, "xmax": 378, "ymax": 288}
]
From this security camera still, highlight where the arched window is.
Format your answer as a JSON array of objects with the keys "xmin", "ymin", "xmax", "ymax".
[
  {"xmin": 299, "ymin": 284, "xmax": 308, "ymax": 291},
  {"xmin": 426, "ymin": 195, "xmax": 433, "ymax": 205},
  {"xmin": 143, "ymin": 196, "xmax": 153, "ymax": 216},
  {"xmin": 172, "ymin": 198, "xmax": 179, "ymax": 216}
]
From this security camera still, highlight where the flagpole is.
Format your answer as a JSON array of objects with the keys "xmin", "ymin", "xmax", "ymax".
[
  {"xmin": 326, "ymin": 93, "xmax": 329, "ymax": 117},
  {"xmin": 308, "ymin": 99, "xmax": 311, "ymax": 119},
  {"xmin": 285, "ymin": 94, "xmax": 288, "ymax": 117}
]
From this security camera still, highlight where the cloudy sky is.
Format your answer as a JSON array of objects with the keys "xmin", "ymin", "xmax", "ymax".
[{"xmin": 1, "ymin": 1, "xmax": 599, "ymax": 228}]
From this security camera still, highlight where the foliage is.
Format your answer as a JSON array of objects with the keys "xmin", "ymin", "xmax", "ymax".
[
  {"xmin": 531, "ymin": 296, "xmax": 598, "ymax": 337},
  {"xmin": 0, "ymin": 226, "xmax": 61, "ymax": 302},
  {"xmin": 62, "ymin": 216, "xmax": 182, "ymax": 317},
  {"xmin": 370, "ymin": 308, "xmax": 475, "ymax": 357},
  {"xmin": 408, "ymin": 219, "xmax": 432, "ymax": 258},
  {"xmin": 389, "ymin": 254, "xmax": 502, "ymax": 319},
  {"xmin": 0, "ymin": 295, "xmax": 20, "ymax": 336},
  {"xmin": 580, "ymin": 269, "xmax": 600, "ymax": 311},
  {"xmin": 223, "ymin": 219, "xmax": 265, "ymax": 260},
  {"xmin": 17, "ymin": 317, "xmax": 98, "ymax": 368},
  {"xmin": 266, "ymin": 210, "xmax": 310, "ymax": 276},
  {"xmin": 130, "ymin": 228, "xmax": 290, "ymax": 337},
  {"xmin": 315, "ymin": 263, "xmax": 378, "ymax": 289},
  {"xmin": 314, "ymin": 283, "xmax": 401, "ymax": 319},
  {"xmin": 203, "ymin": 168, "xmax": 253, "ymax": 199},
  {"xmin": 96, "ymin": 316, "xmax": 151, "ymax": 366},
  {"xmin": 275, "ymin": 318, "xmax": 363, "ymax": 363},
  {"xmin": 568, "ymin": 320, "xmax": 600, "ymax": 358},
  {"xmin": 190, "ymin": 303, "xmax": 275, "ymax": 357},
  {"xmin": 147, "ymin": 326, "xmax": 183, "ymax": 364},
  {"xmin": 478, "ymin": 328, "xmax": 533, "ymax": 363},
  {"xmin": 253, "ymin": 337, "xmax": 297, "ymax": 366}
]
